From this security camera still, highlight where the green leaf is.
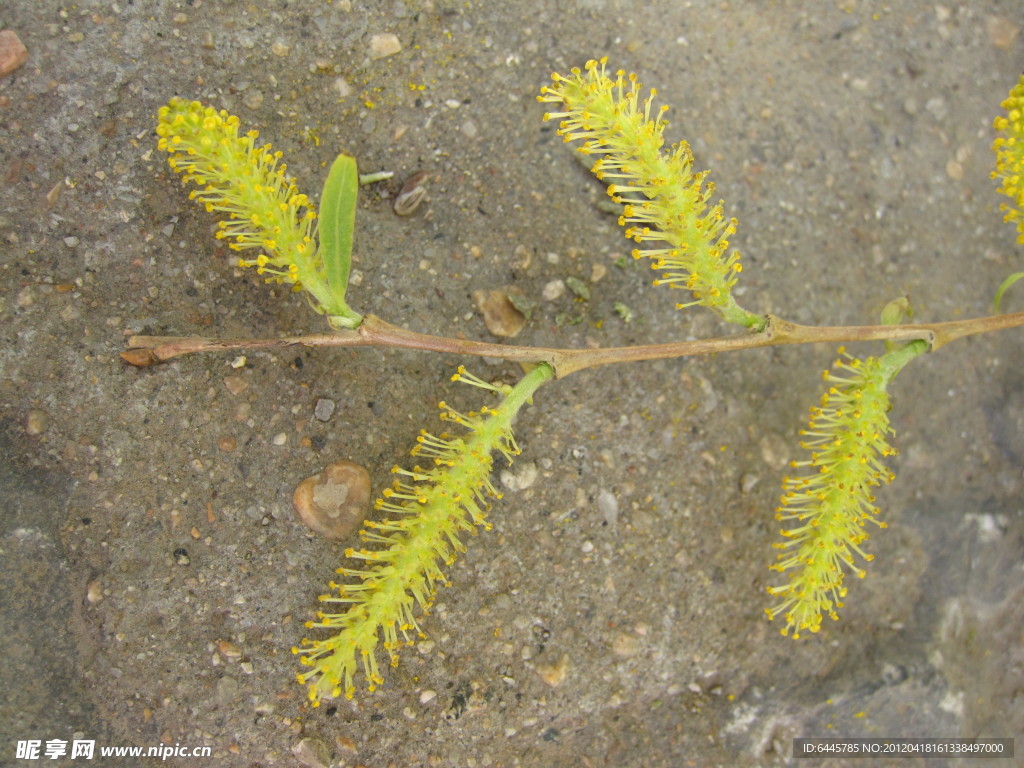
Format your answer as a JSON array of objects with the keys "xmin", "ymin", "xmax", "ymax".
[
  {"xmin": 880, "ymin": 296, "xmax": 912, "ymax": 326},
  {"xmin": 319, "ymin": 153, "xmax": 359, "ymax": 302},
  {"xmin": 993, "ymin": 271, "xmax": 1024, "ymax": 313}
]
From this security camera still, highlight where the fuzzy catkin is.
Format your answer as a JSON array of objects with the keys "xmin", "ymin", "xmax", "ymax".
[
  {"xmin": 295, "ymin": 365, "xmax": 552, "ymax": 702},
  {"xmin": 538, "ymin": 58, "xmax": 759, "ymax": 328},
  {"xmin": 992, "ymin": 74, "xmax": 1024, "ymax": 243},
  {"xmin": 155, "ymin": 98, "xmax": 339, "ymax": 314},
  {"xmin": 766, "ymin": 351, "xmax": 898, "ymax": 638}
]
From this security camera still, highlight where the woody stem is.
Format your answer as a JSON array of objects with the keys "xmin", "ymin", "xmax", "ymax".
[{"xmin": 122, "ymin": 311, "xmax": 1024, "ymax": 377}]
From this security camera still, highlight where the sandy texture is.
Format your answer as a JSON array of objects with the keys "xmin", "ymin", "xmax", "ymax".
[{"xmin": 1, "ymin": 1, "xmax": 1022, "ymax": 766}]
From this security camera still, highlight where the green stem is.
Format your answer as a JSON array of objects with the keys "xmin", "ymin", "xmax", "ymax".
[
  {"xmin": 879, "ymin": 339, "xmax": 930, "ymax": 382},
  {"xmin": 716, "ymin": 294, "xmax": 766, "ymax": 330},
  {"xmin": 501, "ymin": 363, "xmax": 554, "ymax": 414}
]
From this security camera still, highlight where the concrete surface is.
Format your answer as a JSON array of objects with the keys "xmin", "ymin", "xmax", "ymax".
[{"xmin": 1, "ymin": 1, "xmax": 1022, "ymax": 766}]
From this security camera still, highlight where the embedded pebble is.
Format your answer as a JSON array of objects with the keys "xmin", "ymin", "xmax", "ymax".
[
  {"xmin": 291, "ymin": 736, "xmax": 331, "ymax": 768},
  {"xmin": 333, "ymin": 77, "xmax": 354, "ymax": 98},
  {"xmin": 25, "ymin": 409, "xmax": 49, "ymax": 435},
  {"xmin": 500, "ymin": 462, "xmax": 538, "ymax": 491},
  {"xmin": 0, "ymin": 30, "xmax": 28, "ymax": 78},
  {"xmin": 537, "ymin": 654, "xmax": 570, "ymax": 687},
  {"xmin": 215, "ymin": 676, "xmax": 239, "ymax": 705},
  {"xmin": 369, "ymin": 32, "xmax": 401, "ymax": 59},
  {"xmin": 925, "ymin": 96, "xmax": 947, "ymax": 121},
  {"xmin": 243, "ymin": 89, "xmax": 264, "ymax": 110},
  {"xmin": 16, "ymin": 286, "xmax": 34, "ymax": 307},
  {"xmin": 987, "ymin": 16, "xmax": 1019, "ymax": 49},
  {"xmin": 218, "ymin": 640, "xmax": 242, "ymax": 658},
  {"xmin": 695, "ymin": 375, "xmax": 718, "ymax": 415},
  {"xmin": 739, "ymin": 473, "xmax": 760, "ymax": 494},
  {"xmin": 86, "ymin": 579, "xmax": 103, "ymax": 603},
  {"xmin": 759, "ymin": 431, "xmax": 790, "ymax": 470},
  {"xmin": 473, "ymin": 289, "xmax": 526, "ymax": 338},
  {"xmin": 542, "ymin": 279, "xmax": 566, "ymax": 301},
  {"xmin": 272, "ymin": 432, "xmax": 287, "ymax": 446},
  {"xmin": 293, "ymin": 460, "xmax": 371, "ymax": 541},
  {"xmin": 224, "ymin": 376, "xmax": 248, "ymax": 395},
  {"xmin": 313, "ymin": 398, "xmax": 336, "ymax": 421},
  {"xmin": 611, "ymin": 633, "xmax": 639, "ymax": 658},
  {"xmin": 596, "ymin": 489, "xmax": 619, "ymax": 526}
]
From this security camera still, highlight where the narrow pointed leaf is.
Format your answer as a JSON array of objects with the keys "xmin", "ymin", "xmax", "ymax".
[
  {"xmin": 993, "ymin": 271, "xmax": 1024, "ymax": 313},
  {"xmin": 319, "ymin": 153, "xmax": 359, "ymax": 300}
]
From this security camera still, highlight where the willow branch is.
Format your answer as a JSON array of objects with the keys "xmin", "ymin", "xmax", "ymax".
[{"xmin": 122, "ymin": 311, "xmax": 1024, "ymax": 378}]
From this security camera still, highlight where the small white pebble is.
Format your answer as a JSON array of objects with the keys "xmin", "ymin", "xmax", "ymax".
[
  {"xmin": 25, "ymin": 409, "xmax": 49, "ymax": 436},
  {"xmin": 419, "ymin": 690, "xmax": 437, "ymax": 704},
  {"xmin": 369, "ymin": 32, "xmax": 402, "ymax": 59},
  {"xmin": 333, "ymin": 77, "xmax": 354, "ymax": 98},
  {"xmin": 542, "ymin": 279, "xmax": 565, "ymax": 301},
  {"xmin": 86, "ymin": 579, "xmax": 103, "ymax": 603},
  {"xmin": 272, "ymin": 432, "xmax": 287, "ymax": 446},
  {"xmin": 500, "ymin": 462, "xmax": 538, "ymax": 491}
]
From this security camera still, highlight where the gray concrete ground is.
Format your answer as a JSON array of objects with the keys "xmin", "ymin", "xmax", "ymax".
[{"xmin": 1, "ymin": 1, "xmax": 1022, "ymax": 766}]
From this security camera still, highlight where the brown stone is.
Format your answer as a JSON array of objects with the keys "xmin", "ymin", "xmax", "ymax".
[
  {"xmin": 292, "ymin": 460, "xmax": 371, "ymax": 541},
  {"xmin": 0, "ymin": 31, "xmax": 28, "ymax": 79},
  {"xmin": 472, "ymin": 289, "xmax": 527, "ymax": 338}
]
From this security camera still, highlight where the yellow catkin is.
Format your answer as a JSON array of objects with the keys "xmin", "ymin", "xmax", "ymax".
[
  {"xmin": 992, "ymin": 74, "xmax": 1024, "ymax": 243},
  {"xmin": 155, "ymin": 98, "xmax": 336, "ymax": 311},
  {"xmin": 766, "ymin": 351, "xmax": 897, "ymax": 638},
  {"xmin": 293, "ymin": 364, "xmax": 552, "ymax": 702},
  {"xmin": 538, "ymin": 58, "xmax": 758, "ymax": 328}
]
